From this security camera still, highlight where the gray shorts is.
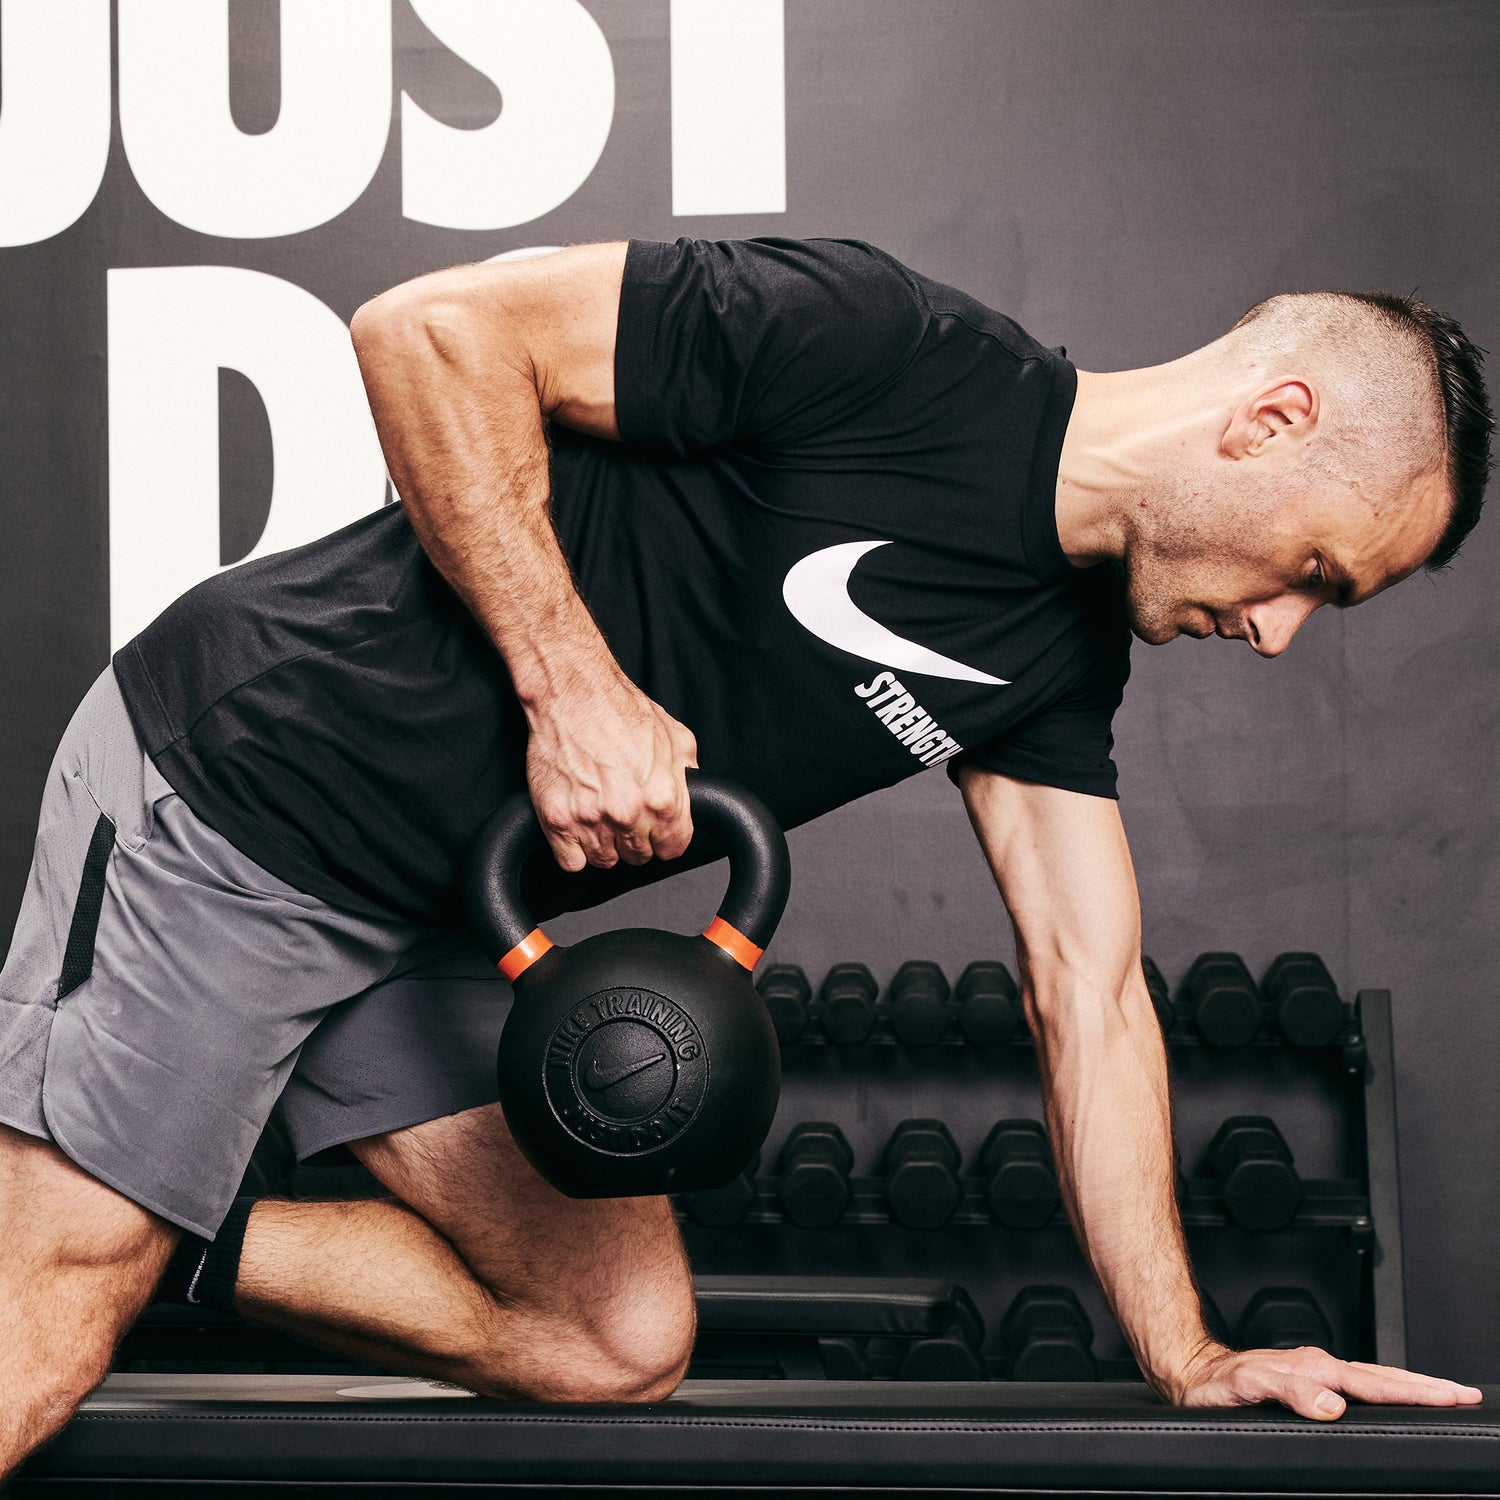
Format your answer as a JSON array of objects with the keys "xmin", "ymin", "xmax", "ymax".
[{"xmin": 0, "ymin": 667, "xmax": 510, "ymax": 1239}]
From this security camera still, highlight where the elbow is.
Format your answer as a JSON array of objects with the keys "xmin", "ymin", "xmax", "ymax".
[
  {"xmin": 350, "ymin": 265, "xmax": 467, "ymax": 350},
  {"xmin": 348, "ymin": 295, "xmax": 383, "ymax": 352},
  {"xmin": 350, "ymin": 284, "xmax": 425, "ymax": 359},
  {"xmin": 348, "ymin": 285, "xmax": 467, "ymax": 390},
  {"xmin": 350, "ymin": 278, "xmax": 529, "ymax": 385}
]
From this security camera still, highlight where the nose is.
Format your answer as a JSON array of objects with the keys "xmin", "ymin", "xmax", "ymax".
[{"xmin": 1243, "ymin": 595, "xmax": 1320, "ymax": 658}]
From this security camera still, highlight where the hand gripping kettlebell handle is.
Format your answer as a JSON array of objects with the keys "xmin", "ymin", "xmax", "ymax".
[{"xmin": 464, "ymin": 771, "xmax": 791, "ymax": 983}]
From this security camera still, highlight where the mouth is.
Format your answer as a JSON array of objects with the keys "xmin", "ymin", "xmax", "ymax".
[{"xmin": 1181, "ymin": 608, "xmax": 1216, "ymax": 640}]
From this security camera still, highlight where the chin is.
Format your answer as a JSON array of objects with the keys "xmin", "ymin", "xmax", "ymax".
[{"xmin": 1123, "ymin": 597, "xmax": 1179, "ymax": 647}]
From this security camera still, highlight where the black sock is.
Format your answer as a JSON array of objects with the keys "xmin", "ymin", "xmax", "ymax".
[
  {"xmin": 155, "ymin": 1196, "xmax": 258, "ymax": 1313},
  {"xmin": 156, "ymin": 1231, "xmax": 211, "ymax": 1304}
]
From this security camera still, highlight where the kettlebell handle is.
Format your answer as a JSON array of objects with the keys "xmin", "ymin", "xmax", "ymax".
[{"xmin": 465, "ymin": 772, "xmax": 790, "ymax": 983}]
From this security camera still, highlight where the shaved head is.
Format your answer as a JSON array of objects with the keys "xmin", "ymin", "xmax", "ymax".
[{"xmin": 1221, "ymin": 290, "xmax": 1490, "ymax": 567}]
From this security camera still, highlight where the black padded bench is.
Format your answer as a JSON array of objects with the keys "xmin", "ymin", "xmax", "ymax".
[
  {"xmin": 695, "ymin": 1274, "xmax": 985, "ymax": 1379},
  {"xmin": 118, "ymin": 1275, "xmax": 988, "ymax": 1382},
  {"xmin": 16, "ymin": 1375, "xmax": 1500, "ymax": 1497}
]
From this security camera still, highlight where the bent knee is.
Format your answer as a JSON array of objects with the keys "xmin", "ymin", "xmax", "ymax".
[
  {"xmin": 523, "ymin": 1337, "xmax": 690, "ymax": 1405},
  {"xmin": 593, "ymin": 1305, "xmax": 695, "ymax": 1404},
  {"xmin": 582, "ymin": 1261, "xmax": 696, "ymax": 1401},
  {"xmin": 471, "ymin": 1279, "xmax": 696, "ymax": 1404}
]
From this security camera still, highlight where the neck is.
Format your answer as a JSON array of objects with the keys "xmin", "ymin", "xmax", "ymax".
[{"xmin": 1054, "ymin": 354, "xmax": 1222, "ymax": 566}]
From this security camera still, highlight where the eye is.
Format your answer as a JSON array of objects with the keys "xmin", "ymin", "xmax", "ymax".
[{"xmin": 1303, "ymin": 562, "xmax": 1327, "ymax": 593}]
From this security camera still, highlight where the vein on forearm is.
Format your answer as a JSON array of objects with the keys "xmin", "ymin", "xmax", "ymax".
[{"xmin": 1025, "ymin": 968, "xmax": 1211, "ymax": 1392}]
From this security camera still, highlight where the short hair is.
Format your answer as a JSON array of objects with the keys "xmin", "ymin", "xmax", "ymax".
[{"xmin": 1230, "ymin": 291, "xmax": 1492, "ymax": 569}]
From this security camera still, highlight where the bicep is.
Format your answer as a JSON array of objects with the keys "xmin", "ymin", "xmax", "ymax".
[
  {"xmin": 351, "ymin": 241, "xmax": 627, "ymax": 441},
  {"xmin": 958, "ymin": 766, "xmax": 1143, "ymax": 1015}
]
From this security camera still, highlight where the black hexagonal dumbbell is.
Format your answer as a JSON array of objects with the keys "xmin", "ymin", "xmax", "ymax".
[
  {"xmin": 954, "ymin": 960, "xmax": 1021, "ymax": 1046},
  {"xmin": 1182, "ymin": 951, "xmax": 1262, "ymax": 1048},
  {"xmin": 882, "ymin": 1119, "xmax": 962, "ymax": 1229},
  {"xmin": 980, "ymin": 1119, "xmax": 1059, "ymax": 1230},
  {"xmin": 1141, "ymin": 955, "xmax": 1175, "ymax": 1033},
  {"xmin": 881, "ymin": 960, "xmax": 952, "ymax": 1047},
  {"xmin": 897, "ymin": 1289, "xmax": 986, "ymax": 1381},
  {"xmin": 778, "ymin": 1122, "xmax": 854, "ymax": 1229},
  {"xmin": 682, "ymin": 1151, "xmax": 760, "ymax": 1229},
  {"xmin": 1262, "ymin": 952, "xmax": 1346, "ymax": 1049},
  {"xmin": 1000, "ymin": 1286, "xmax": 1097, "ymax": 1381},
  {"xmin": 756, "ymin": 963, "xmax": 811, "ymax": 1045},
  {"xmin": 817, "ymin": 962, "xmax": 877, "ymax": 1045},
  {"xmin": 1208, "ymin": 1115, "xmax": 1304, "ymax": 1232},
  {"xmin": 1237, "ymin": 1287, "xmax": 1333, "ymax": 1351}
]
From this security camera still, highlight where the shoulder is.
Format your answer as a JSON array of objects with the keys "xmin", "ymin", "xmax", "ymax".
[{"xmin": 625, "ymin": 235, "xmax": 926, "ymax": 326}]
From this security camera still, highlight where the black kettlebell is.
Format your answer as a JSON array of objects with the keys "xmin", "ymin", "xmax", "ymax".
[{"xmin": 465, "ymin": 772, "xmax": 789, "ymax": 1199}]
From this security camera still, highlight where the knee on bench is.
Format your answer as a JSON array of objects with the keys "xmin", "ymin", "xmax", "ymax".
[{"xmin": 465, "ymin": 1269, "xmax": 696, "ymax": 1404}]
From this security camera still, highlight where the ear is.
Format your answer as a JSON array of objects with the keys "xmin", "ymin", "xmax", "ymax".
[{"xmin": 1221, "ymin": 378, "xmax": 1317, "ymax": 460}]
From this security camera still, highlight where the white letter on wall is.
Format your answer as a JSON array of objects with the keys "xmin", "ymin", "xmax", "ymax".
[
  {"xmin": 108, "ymin": 267, "xmax": 386, "ymax": 649},
  {"xmin": 670, "ymin": 0, "xmax": 785, "ymax": 215},
  {"xmin": 401, "ymin": 0, "xmax": 614, "ymax": 230},
  {"xmin": 0, "ymin": 0, "xmax": 110, "ymax": 247},
  {"xmin": 118, "ymin": 0, "xmax": 390, "ymax": 239}
]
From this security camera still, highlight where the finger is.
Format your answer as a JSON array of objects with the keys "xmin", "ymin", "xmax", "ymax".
[
  {"xmin": 1344, "ymin": 1359, "xmax": 1482, "ymax": 1393},
  {"xmin": 564, "ymin": 813, "xmax": 619, "ymax": 870},
  {"xmin": 533, "ymin": 784, "xmax": 597, "ymax": 873},
  {"xmin": 652, "ymin": 803, "xmax": 695, "ymax": 861},
  {"xmin": 1335, "ymin": 1363, "xmax": 1484, "ymax": 1405},
  {"xmin": 1276, "ymin": 1349, "xmax": 1482, "ymax": 1409},
  {"xmin": 616, "ymin": 827, "xmax": 654, "ymax": 867},
  {"xmin": 542, "ymin": 828, "xmax": 587, "ymax": 874},
  {"xmin": 639, "ymin": 769, "xmax": 693, "ymax": 861},
  {"xmin": 595, "ymin": 792, "xmax": 656, "ymax": 867},
  {"xmin": 581, "ymin": 829, "xmax": 620, "ymax": 869},
  {"xmin": 1277, "ymin": 1372, "xmax": 1347, "ymax": 1422}
]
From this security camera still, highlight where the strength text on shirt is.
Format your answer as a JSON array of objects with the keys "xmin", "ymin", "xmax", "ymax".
[{"xmin": 853, "ymin": 672, "xmax": 963, "ymax": 765}]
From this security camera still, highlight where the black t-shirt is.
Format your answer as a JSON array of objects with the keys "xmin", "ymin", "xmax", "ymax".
[{"xmin": 113, "ymin": 237, "xmax": 1130, "ymax": 926}]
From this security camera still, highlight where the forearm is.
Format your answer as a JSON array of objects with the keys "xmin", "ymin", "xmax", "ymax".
[
  {"xmin": 349, "ymin": 253, "xmax": 697, "ymax": 869},
  {"xmin": 350, "ymin": 292, "xmax": 620, "ymax": 711},
  {"xmin": 1026, "ymin": 965, "xmax": 1215, "ymax": 1399}
]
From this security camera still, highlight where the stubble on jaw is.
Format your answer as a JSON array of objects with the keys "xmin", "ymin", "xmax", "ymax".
[
  {"xmin": 1119, "ymin": 476, "xmax": 1224, "ymax": 644},
  {"xmin": 1118, "ymin": 465, "xmax": 1290, "ymax": 645}
]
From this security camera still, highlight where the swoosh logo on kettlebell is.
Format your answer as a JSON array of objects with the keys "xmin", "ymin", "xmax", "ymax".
[
  {"xmin": 782, "ymin": 540, "xmax": 1009, "ymax": 686},
  {"xmin": 585, "ymin": 1052, "xmax": 668, "ymax": 1092}
]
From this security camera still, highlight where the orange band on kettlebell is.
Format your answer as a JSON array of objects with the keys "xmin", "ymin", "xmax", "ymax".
[
  {"xmin": 498, "ymin": 928, "xmax": 554, "ymax": 982},
  {"xmin": 702, "ymin": 916, "xmax": 763, "ymax": 970}
]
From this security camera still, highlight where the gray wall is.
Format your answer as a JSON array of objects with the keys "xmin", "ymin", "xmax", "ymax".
[{"xmin": 2, "ymin": 1, "xmax": 1496, "ymax": 1379}]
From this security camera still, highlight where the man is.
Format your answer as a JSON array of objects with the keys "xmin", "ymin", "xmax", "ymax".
[{"xmin": 0, "ymin": 236, "xmax": 1490, "ymax": 1473}]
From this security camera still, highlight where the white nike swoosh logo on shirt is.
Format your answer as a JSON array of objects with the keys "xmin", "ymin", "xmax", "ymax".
[{"xmin": 782, "ymin": 540, "xmax": 1009, "ymax": 686}]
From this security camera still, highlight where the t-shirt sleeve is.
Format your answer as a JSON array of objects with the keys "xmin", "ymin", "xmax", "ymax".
[
  {"xmin": 947, "ymin": 642, "xmax": 1130, "ymax": 801},
  {"xmin": 614, "ymin": 236, "xmax": 929, "ymax": 456}
]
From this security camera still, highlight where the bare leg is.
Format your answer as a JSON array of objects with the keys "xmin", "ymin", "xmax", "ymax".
[
  {"xmin": 0, "ymin": 1125, "xmax": 178, "ymax": 1480},
  {"xmin": 233, "ymin": 1102, "xmax": 695, "ymax": 1402}
]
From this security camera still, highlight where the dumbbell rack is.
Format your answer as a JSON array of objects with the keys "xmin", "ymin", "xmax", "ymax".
[
  {"xmin": 677, "ymin": 960, "xmax": 1406, "ymax": 1382},
  {"xmin": 108, "ymin": 955, "xmax": 1405, "ymax": 1390}
]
